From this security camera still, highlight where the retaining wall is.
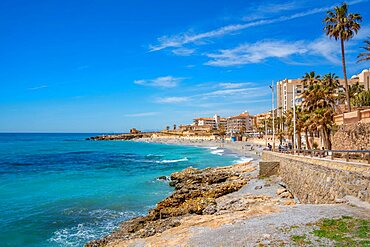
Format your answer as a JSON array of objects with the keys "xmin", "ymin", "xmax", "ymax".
[{"xmin": 262, "ymin": 152, "xmax": 370, "ymax": 204}]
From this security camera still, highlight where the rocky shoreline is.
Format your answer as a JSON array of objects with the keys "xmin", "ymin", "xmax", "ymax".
[
  {"xmin": 86, "ymin": 162, "xmax": 257, "ymax": 246},
  {"xmin": 87, "ymin": 133, "xmax": 155, "ymax": 141}
]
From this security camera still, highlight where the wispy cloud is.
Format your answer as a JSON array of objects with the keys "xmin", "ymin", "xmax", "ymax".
[
  {"xmin": 172, "ymin": 47, "xmax": 196, "ymax": 56},
  {"xmin": 218, "ymin": 82, "xmax": 253, "ymax": 89},
  {"xmin": 149, "ymin": 0, "xmax": 368, "ymax": 52},
  {"xmin": 134, "ymin": 76, "xmax": 183, "ymax": 88},
  {"xmin": 155, "ymin": 96, "xmax": 191, "ymax": 103},
  {"xmin": 205, "ymin": 37, "xmax": 340, "ymax": 67},
  {"xmin": 125, "ymin": 112, "xmax": 159, "ymax": 117},
  {"xmin": 205, "ymin": 40, "xmax": 307, "ymax": 66},
  {"xmin": 243, "ymin": 1, "xmax": 301, "ymax": 21},
  {"xmin": 28, "ymin": 85, "xmax": 48, "ymax": 90}
]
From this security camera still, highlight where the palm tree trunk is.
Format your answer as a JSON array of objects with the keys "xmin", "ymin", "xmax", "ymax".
[
  {"xmin": 341, "ymin": 38, "xmax": 351, "ymax": 112},
  {"xmin": 305, "ymin": 130, "xmax": 311, "ymax": 149},
  {"xmin": 297, "ymin": 132, "xmax": 302, "ymax": 150}
]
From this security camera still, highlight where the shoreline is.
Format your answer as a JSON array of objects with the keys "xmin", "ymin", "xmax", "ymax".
[
  {"xmin": 85, "ymin": 137, "xmax": 370, "ymax": 246},
  {"xmin": 132, "ymin": 137, "xmax": 263, "ymax": 162}
]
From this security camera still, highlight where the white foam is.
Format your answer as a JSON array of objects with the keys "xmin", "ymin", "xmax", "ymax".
[
  {"xmin": 49, "ymin": 209, "xmax": 140, "ymax": 247},
  {"xmin": 206, "ymin": 146, "xmax": 219, "ymax": 150},
  {"xmin": 233, "ymin": 157, "xmax": 253, "ymax": 164},
  {"xmin": 158, "ymin": 157, "xmax": 188, "ymax": 163},
  {"xmin": 211, "ymin": 149, "xmax": 224, "ymax": 156}
]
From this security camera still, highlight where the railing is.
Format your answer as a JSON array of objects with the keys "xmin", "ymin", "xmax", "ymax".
[{"xmin": 275, "ymin": 149, "xmax": 370, "ymax": 164}]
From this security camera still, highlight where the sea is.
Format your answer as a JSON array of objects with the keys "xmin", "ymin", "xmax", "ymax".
[{"xmin": 0, "ymin": 133, "xmax": 248, "ymax": 247}]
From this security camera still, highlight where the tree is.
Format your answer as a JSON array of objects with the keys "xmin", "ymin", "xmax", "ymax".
[
  {"xmin": 218, "ymin": 124, "xmax": 226, "ymax": 136},
  {"xmin": 324, "ymin": 2, "xmax": 362, "ymax": 112},
  {"xmin": 352, "ymin": 90, "xmax": 370, "ymax": 107},
  {"xmin": 301, "ymin": 72, "xmax": 338, "ymax": 149},
  {"xmin": 302, "ymin": 71, "xmax": 320, "ymax": 86},
  {"xmin": 357, "ymin": 37, "xmax": 370, "ymax": 62},
  {"xmin": 322, "ymin": 73, "xmax": 340, "ymax": 90},
  {"xmin": 339, "ymin": 82, "xmax": 365, "ymax": 105}
]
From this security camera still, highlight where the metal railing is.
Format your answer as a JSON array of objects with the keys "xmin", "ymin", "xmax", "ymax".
[{"xmin": 275, "ymin": 149, "xmax": 370, "ymax": 164}]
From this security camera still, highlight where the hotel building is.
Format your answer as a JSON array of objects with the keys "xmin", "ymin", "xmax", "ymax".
[
  {"xmin": 193, "ymin": 114, "xmax": 227, "ymax": 130},
  {"xmin": 276, "ymin": 69, "xmax": 369, "ymax": 117},
  {"xmin": 226, "ymin": 111, "xmax": 254, "ymax": 134}
]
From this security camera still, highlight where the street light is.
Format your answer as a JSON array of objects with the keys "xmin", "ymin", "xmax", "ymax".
[
  {"xmin": 293, "ymin": 85, "xmax": 296, "ymax": 154},
  {"xmin": 269, "ymin": 82, "xmax": 275, "ymax": 151}
]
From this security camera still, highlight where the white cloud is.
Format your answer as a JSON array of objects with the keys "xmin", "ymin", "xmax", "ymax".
[
  {"xmin": 354, "ymin": 25, "xmax": 370, "ymax": 40},
  {"xmin": 28, "ymin": 85, "xmax": 48, "ymax": 90},
  {"xmin": 204, "ymin": 36, "xmax": 343, "ymax": 67},
  {"xmin": 205, "ymin": 40, "xmax": 307, "ymax": 66},
  {"xmin": 218, "ymin": 82, "xmax": 253, "ymax": 89},
  {"xmin": 308, "ymin": 37, "xmax": 340, "ymax": 64},
  {"xmin": 172, "ymin": 47, "xmax": 195, "ymax": 56},
  {"xmin": 243, "ymin": 1, "xmax": 301, "ymax": 21},
  {"xmin": 134, "ymin": 76, "xmax": 183, "ymax": 88},
  {"xmin": 155, "ymin": 96, "xmax": 191, "ymax": 103},
  {"xmin": 149, "ymin": 0, "xmax": 368, "ymax": 52},
  {"xmin": 125, "ymin": 112, "xmax": 159, "ymax": 117}
]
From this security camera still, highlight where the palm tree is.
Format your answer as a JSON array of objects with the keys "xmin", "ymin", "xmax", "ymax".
[
  {"xmin": 324, "ymin": 2, "xmax": 362, "ymax": 112},
  {"xmin": 352, "ymin": 90, "xmax": 370, "ymax": 107},
  {"xmin": 301, "ymin": 74, "xmax": 337, "ymax": 149},
  {"xmin": 322, "ymin": 73, "xmax": 340, "ymax": 90},
  {"xmin": 358, "ymin": 37, "xmax": 370, "ymax": 62},
  {"xmin": 302, "ymin": 71, "xmax": 320, "ymax": 86}
]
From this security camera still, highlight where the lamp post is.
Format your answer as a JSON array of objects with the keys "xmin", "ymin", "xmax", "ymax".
[
  {"xmin": 269, "ymin": 82, "xmax": 275, "ymax": 151},
  {"xmin": 293, "ymin": 85, "xmax": 296, "ymax": 154}
]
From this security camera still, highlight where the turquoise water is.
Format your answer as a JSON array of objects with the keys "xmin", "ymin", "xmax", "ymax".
[{"xmin": 0, "ymin": 133, "xmax": 242, "ymax": 247}]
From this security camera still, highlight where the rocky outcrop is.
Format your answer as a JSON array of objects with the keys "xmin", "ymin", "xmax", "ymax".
[
  {"xmin": 85, "ymin": 163, "xmax": 255, "ymax": 247},
  {"xmin": 87, "ymin": 133, "xmax": 155, "ymax": 141}
]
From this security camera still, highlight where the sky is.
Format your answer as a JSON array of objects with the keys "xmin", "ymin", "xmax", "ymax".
[{"xmin": 0, "ymin": 0, "xmax": 370, "ymax": 133}]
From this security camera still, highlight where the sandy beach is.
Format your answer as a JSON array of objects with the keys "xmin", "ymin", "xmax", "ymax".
[{"xmin": 133, "ymin": 137, "xmax": 263, "ymax": 161}]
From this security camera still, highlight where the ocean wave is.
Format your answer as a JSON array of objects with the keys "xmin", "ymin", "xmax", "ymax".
[
  {"xmin": 49, "ymin": 209, "xmax": 140, "ymax": 247},
  {"xmin": 233, "ymin": 157, "xmax": 253, "ymax": 164},
  {"xmin": 210, "ymin": 149, "xmax": 224, "ymax": 156},
  {"xmin": 158, "ymin": 157, "xmax": 188, "ymax": 163},
  {"xmin": 206, "ymin": 146, "xmax": 219, "ymax": 150},
  {"xmin": 146, "ymin": 154, "xmax": 164, "ymax": 157}
]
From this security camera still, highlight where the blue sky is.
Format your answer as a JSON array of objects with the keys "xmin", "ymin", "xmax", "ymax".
[{"xmin": 0, "ymin": 0, "xmax": 370, "ymax": 132}]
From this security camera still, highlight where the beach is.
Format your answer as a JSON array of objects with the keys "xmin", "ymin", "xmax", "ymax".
[
  {"xmin": 133, "ymin": 137, "xmax": 263, "ymax": 161},
  {"xmin": 87, "ymin": 137, "xmax": 370, "ymax": 247}
]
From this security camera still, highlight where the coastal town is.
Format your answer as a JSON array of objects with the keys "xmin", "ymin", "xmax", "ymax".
[
  {"xmin": 92, "ymin": 68, "xmax": 370, "ymax": 153},
  {"xmin": 86, "ymin": 3, "xmax": 370, "ymax": 246},
  {"xmin": 2, "ymin": 1, "xmax": 370, "ymax": 247}
]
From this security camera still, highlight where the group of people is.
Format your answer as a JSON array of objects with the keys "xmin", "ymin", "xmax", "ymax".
[{"xmin": 266, "ymin": 142, "xmax": 293, "ymax": 151}]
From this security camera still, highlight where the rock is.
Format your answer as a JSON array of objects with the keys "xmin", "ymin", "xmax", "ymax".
[
  {"xmin": 255, "ymin": 185, "xmax": 263, "ymax": 190},
  {"xmin": 86, "ymin": 162, "xmax": 253, "ymax": 246},
  {"xmin": 335, "ymin": 198, "xmax": 349, "ymax": 204},
  {"xmin": 283, "ymin": 200, "xmax": 296, "ymax": 206},
  {"xmin": 156, "ymin": 176, "xmax": 170, "ymax": 182},
  {"xmin": 280, "ymin": 191, "xmax": 294, "ymax": 199},
  {"xmin": 277, "ymin": 188, "xmax": 287, "ymax": 195}
]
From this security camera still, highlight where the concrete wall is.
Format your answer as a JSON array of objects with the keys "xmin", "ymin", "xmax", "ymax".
[
  {"xmin": 334, "ymin": 108, "xmax": 370, "ymax": 126},
  {"xmin": 262, "ymin": 152, "xmax": 370, "ymax": 204}
]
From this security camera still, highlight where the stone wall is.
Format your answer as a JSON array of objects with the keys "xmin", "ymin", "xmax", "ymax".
[
  {"xmin": 332, "ymin": 122, "xmax": 370, "ymax": 150},
  {"xmin": 262, "ymin": 152, "xmax": 370, "ymax": 204},
  {"xmin": 259, "ymin": 161, "xmax": 280, "ymax": 178}
]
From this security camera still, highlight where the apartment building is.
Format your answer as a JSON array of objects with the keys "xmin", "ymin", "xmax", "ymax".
[
  {"xmin": 276, "ymin": 71, "xmax": 369, "ymax": 117},
  {"xmin": 351, "ymin": 68, "xmax": 370, "ymax": 91},
  {"xmin": 254, "ymin": 112, "xmax": 271, "ymax": 130},
  {"xmin": 276, "ymin": 79, "xmax": 303, "ymax": 117},
  {"xmin": 226, "ymin": 111, "xmax": 254, "ymax": 134},
  {"xmin": 193, "ymin": 114, "xmax": 227, "ymax": 130}
]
